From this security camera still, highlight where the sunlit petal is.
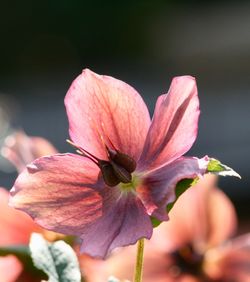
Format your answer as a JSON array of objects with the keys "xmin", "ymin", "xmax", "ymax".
[
  {"xmin": 138, "ymin": 156, "xmax": 209, "ymax": 221},
  {"xmin": 80, "ymin": 189, "xmax": 152, "ymax": 258},
  {"xmin": 139, "ymin": 76, "xmax": 199, "ymax": 171},
  {"xmin": 10, "ymin": 154, "xmax": 103, "ymax": 235},
  {"xmin": 65, "ymin": 69, "xmax": 151, "ymax": 161}
]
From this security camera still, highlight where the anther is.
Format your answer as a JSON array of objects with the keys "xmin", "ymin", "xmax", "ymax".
[
  {"xmin": 107, "ymin": 148, "xmax": 136, "ymax": 173},
  {"xmin": 66, "ymin": 139, "xmax": 137, "ymax": 187}
]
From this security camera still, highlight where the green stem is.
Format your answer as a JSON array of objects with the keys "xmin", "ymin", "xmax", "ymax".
[{"xmin": 133, "ymin": 238, "xmax": 145, "ymax": 282}]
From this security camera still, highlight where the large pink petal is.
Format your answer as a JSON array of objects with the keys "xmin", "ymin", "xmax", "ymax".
[
  {"xmin": 65, "ymin": 69, "xmax": 151, "ymax": 161},
  {"xmin": 9, "ymin": 154, "xmax": 103, "ymax": 235},
  {"xmin": 139, "ymin": 76, "xmax": 199, "ymax": 171},
  {"xmin": 137, "ymin": 156, "xmax": 209, "ymax": 221},
  {"xmin": 79, "ymin": 187, "xmax": 152, "ymax": 258}
]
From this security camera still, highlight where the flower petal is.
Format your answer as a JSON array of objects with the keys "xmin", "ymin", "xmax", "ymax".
[
  {"xmin": 206, "ymin": 186, "xmax": 237, "ymax": 248},
  {"xmin": 205, "ymin": 234, "xmax": 250, "ymax": 281},
  {"xmin": 9, "ymin": 154, "xmax": 103, "ymax": 235},
  {"xmin": 96, "ymin": 243, "xmax": 176, "ymax": 282},
  {"xmin": 2, "ymin": 130, "xmax": 57, "ymax": 173},
  {"xmin": 139, "ymin": 76, "xmax": 199, "ymax": 171},
  {"xmin": 137, "ymin": 156, "xmax": 209, "ymax": 221},
  {"xmin": 65, "ymin": 69, "xmax": 151, "ymax": 161},
  {"xmin": 79, "ymin": 188, "xmax": 153, "ymax": 258},
  {"xmin": 0, "ymin": 255, "xmax": 23, "ymax": 282},
  {"xmin": 0, "ymin": 188, "xmax": 41, "ymax": 245}
]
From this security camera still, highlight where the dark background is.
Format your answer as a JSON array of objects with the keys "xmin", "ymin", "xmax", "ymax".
[{"xmin": 0, "ymin": 1, "xmax": 249, "ymax": 223}]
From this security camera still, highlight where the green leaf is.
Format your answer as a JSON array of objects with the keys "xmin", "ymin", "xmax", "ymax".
[
  {"xmin": 151, "ymin": 178, "xmax": 198, "ymax": 227},
  {"xmin": 166, "ymin": 178, "xmax": 198, "ymax": 212},
  {"xmin": 0, "ymin": 245, "xmax": 30, "ymax": 258},
  {"xmin": 207, "ymin": 158, "xmax": 241, "ymax": 178},
  {"xmin": 29, "ymin": 233, "xmax": 81, "ymax": 282}
]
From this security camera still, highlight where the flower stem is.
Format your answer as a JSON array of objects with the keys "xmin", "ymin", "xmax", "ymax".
[{"xmin": 133, "ymin": 238, "xmax": 145, "ymax": 282}]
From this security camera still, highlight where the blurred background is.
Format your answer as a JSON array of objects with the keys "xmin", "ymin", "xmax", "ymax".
[{"xmin": 0, "ymin": 1, "xmax": 248, "ymax": 224}]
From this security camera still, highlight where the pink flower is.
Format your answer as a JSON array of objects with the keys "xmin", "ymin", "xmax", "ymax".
[{"xmin": 10, "ymin": 69, "xmax": 210, "ymax": 258}]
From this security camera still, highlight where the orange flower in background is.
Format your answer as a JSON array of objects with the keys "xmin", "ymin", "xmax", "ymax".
[
  {"xmin": 0, "ymin": 188, "xmax": 42, "ymax": 246},
  {"xmin": 0, "ymin": 131, "xmax": 60, "ymax": 281},
  {"xmin": 82, "ymin": 174, "xmax": 249, "ymax": 282},
  {"xmin": 0, "ymin": 188, "xmax": 42, "ymax": 282}
]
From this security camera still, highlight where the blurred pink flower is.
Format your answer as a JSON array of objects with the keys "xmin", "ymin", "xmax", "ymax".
[
  {"xmin": 87, "ymin": 175, "xmax": 250, "ymax": 282},
  {"xmin": 10, "ymin": 69, "xmax": 211, "ymax": 258},
  {"xmin": 1, "ymin": 130, "xmax": 57, "ymax": 173}
]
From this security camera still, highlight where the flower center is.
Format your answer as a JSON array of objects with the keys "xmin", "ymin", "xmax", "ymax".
[
  {"xmin": 67, "ymin": 139, "xmax": 137, "ymax": 187},
  {"xmin": 119, "ymin": 173, "xmax": 141, "ymax": 193},
  {"xmin": 171, "ymin": 244, "xmax": 204, "ymax": 277}
]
